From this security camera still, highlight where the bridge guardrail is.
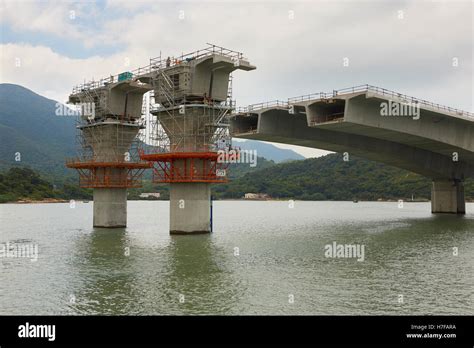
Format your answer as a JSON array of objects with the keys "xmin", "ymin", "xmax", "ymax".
[
  {"xmin": 235, "ymin": 84, "xmax": 473, "ymax": 118},
  {"xmin": 72, "ymin": 44, "xmax": 248, "ymax": 95},
  {"xmin": 234, "ymin": 100, "xmax": 289, "ymax": 114}
]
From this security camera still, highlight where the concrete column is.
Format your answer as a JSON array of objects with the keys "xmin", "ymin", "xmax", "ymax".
[
  {"xmin": 93, "ymin": 187, "xmax": 127, "ymax": 227},
  {"xmin": 431, "ymin": 179, "xmax": 465, "ymax": 214},
  {"xmin": 84, "ymin": 123, "xmax": 139, "ymax": 228},
  {"xmin": 170, "ymin": 183, "xmax": 211, "ymax": 234}
]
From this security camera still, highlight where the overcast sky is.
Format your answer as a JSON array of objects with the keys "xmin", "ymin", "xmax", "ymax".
[{"xmin": 1, "ymin": 0, "xmax": 472, "ymax": 158}]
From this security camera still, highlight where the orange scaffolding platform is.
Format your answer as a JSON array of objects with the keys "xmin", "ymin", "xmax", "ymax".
[
  {"xmin": 140, "ymin": 151, "xmax": 230, "ymax": 183},
  {"xmin": 66, "ymin": 160, "xmax": 152, "ymax": 188}
]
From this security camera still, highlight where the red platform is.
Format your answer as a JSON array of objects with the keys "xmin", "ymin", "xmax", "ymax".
[
  {"xmin": 66, "ymin": 160, "xmax": 151, "ymax": 188},
  {"xmin": 139, "ymin": 151, "xmax": 230, "ymax": 183}
]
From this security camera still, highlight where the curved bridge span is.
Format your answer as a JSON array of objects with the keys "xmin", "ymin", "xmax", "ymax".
[{"xmin": 230, "ymin": 85, "xmax": 474, "ymax": 214}]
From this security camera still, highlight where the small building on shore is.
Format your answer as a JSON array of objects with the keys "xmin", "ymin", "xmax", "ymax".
[
  {"xmin": 244, "ymin": 193, "xmax": 270, "ymax": 200},
  {"xmin": 139, "ymin": 193, "xmax": 161, "ymax": 199}
]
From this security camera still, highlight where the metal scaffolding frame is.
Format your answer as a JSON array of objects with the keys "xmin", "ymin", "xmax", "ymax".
[
  {"xmin": 69, "ymin": 44, "xmax": 247, "ymax": 186},
  {"xmin": 67, "ymin": 99, "xmax": 151, "ymax": 189},
  {"xmin": 138, "ymin": 47, "xmax": 238, "ymax": 183}
]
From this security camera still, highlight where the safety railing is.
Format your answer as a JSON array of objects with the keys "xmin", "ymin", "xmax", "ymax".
[
  {"xmin": 288, "ymin": 84, "xmax": 473, "ymax": 118},
  {"xmin": 150, "ymin": 43, "xmax": 245, "ymax": 69},
  {"xmin": 235, "ymin": 100, "xmax": 288, "ymax": 113},
  {"xmin": 71, "ymin": 65, "xmax": 156, "ymax": 95},
  {"xmin": 72, "ymin": 44, "xmax": 248, "ymax": 95},
  {"xmin": 233, "ymin": 84, "xmax": 473, "ymax": 118},
  {"xmin": 287, "ymin": 92, "xmax": 323, "ymax": 103}
]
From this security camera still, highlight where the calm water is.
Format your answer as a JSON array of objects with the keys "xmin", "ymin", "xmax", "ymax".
[{"xmin": 0, "ymin": 201, "xmax": 473, "ymax": 315}]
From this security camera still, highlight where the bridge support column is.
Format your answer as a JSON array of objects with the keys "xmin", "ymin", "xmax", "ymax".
[
  {"xmin": 93, "ymin": 187, "xmax": 127, "ymax": 227},
  {"xmin": 170, "ymin": 183, "xmax": 211, "ymax": 234},
  {"xmin": 431, "ymin": 179, "xmax": 465, "ymax": 214}
]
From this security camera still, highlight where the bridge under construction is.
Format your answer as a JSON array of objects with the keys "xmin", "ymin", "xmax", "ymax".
[
  {"xmin": 66, "ymin": 45, "xmax": 474, "ymax": 234},
  {"xmin": 67, "ymin": 44, "xmax": 255, "ymax": 232},
  {"xmin": 230, "ymin": 85, "xmax": 474, "ymax": 215}
]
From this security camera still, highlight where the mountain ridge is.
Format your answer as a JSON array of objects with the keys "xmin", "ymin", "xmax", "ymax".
[{"xmin": 0, "ymin": 83, "xmax": 76, "ymax": 175}]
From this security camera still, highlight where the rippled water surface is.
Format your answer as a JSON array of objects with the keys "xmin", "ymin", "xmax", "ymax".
[{"xmin": 0, "ymin": 201, "xmax": 473, "ymax": 315}]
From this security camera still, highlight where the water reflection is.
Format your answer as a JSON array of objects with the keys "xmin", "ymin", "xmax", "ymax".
[
  {"xmin": 162, "ymin": 235, "xmax": 242, "ymax": 314},
  {"xmin": 316, "ymin": 215, "xmax": 473, "ymax": 315},
  {"xmin": 69, "ymin": 228, "xmax": 242, "ymax": 315},
  {"xmin": 69, "ymin": 228, "xmax": 137, "ymax": 315}
]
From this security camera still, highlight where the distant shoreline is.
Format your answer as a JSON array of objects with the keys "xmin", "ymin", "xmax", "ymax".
[
  {"xmin": 7, "ymin": 198, "xmax": 71, "ymax": 204},
  {"xmin": 4, "ymin": 198, "xmax": 474, "ymax": 204}
]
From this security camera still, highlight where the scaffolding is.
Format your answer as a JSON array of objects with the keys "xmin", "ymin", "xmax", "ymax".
[
  {"xmin": 65, "ymin": 160, "xmax": 150, "ymax": 188},
  {"xmin": 140, "ymin": 96, "xmax": 233, "ymax": 184},
  {"xmin": 71, "ymin": 43, "xmax": 246, "ymax": 96},
  {"xmin": 66, "ymin": 87, "xmax": 151, "ymax": 188},
  {"xmin": 67, "ymin": 44, "xmax": 252, "ymax": 186},
  {"xmin": 137, "ymin": 45, "xmax": 248, "ymax": 184}
]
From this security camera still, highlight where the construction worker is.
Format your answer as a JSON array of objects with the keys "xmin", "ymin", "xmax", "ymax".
[{"xmin": 166, "ymin": 56, "xmax": 171, "ymax": 67}]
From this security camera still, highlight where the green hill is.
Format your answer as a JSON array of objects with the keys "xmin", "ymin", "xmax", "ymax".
[
  {"xmin": 0, "ymin": 84, "xmax": 77, "ymax": 176},
  {"xmin": 0, "ymin": 167, "xmax": 91, "ymax": 203},
  {"xmin": 213, "ymin": 153, "xmax": 474, "ymax": 201}
]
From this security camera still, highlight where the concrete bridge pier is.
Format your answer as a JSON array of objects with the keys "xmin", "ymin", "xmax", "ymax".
[
  {"xmin": 67, "ymin": 79, "xmax": 152, "ymax": 229},
  {"xmin": 431, "ymin": 179, "xmax": 465, "ymax": 214},
  {"xmin": 170, "ymin": 182, "xmax": 211, "ymax": 234},
  {"xmin": 93, "ymin": 187, "xmax": 127, "ymax": 227},
  {"xmin": 144, "ymin": 47, "xmax": 255, "ymax": 235}
]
